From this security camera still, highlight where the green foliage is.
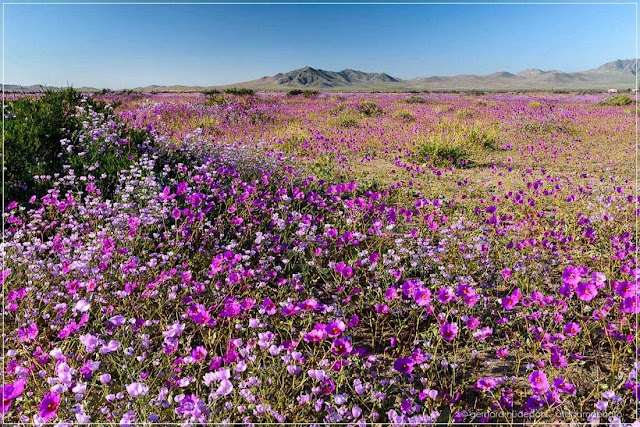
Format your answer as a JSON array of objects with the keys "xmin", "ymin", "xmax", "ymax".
[
  {"xmin": 455, "ymin": 108, "xmax": 474, "ymax": 119},
  {"xmin": 417, "ymin": 138, "xmax": 471, "ymax": 167},
  {"xmin": 335, "ymin": 112, "xmax": 360, "ymax": 128},
  {"xmin": 203, "ymin": 89, "xmax": 221, "ymax": 97},
  {"xmin": 415, "ymin": 123, "xmax": 498, "ymax": 167},
  {"xmin": 404, "ymin": 95, "xmax": 427, "ymax": 104},
  {"xmin": 396, "ymin": 110, "xmax": 415, "ymax": 122},
  {"xmin": 600, "ymin": 95, "xmax": 634, "ymax": 106},
  {"xmin": 287, "ymin": 89, "xmax": 304, "ymax": 96},
  {"xmin": 4, "ymin": 88, "xmax": 84, "ymax": 202},
  {"xmin": 357, "ymin": 101, "xmax": 383, "ymax": 117},
  {"xmin": 224, "ymin": 87, "xmax": 255, "ymax": 96},
  {"xmin": 3, "ymin": 87, "xmax": 151, "ymax": 203}
]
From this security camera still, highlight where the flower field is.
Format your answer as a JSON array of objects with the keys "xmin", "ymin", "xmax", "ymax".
[{"xmin": 2, "ymin": 90, "xmax": 638, "ymax": 425}]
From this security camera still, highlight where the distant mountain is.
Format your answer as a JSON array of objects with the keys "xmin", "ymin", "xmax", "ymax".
[
  {"xmin": 227, "ymin": 60, "xmax": 637, "ymax": 91},
  {"xmin": 4, "ymin": 59, "xmax": 637, "ymax": 93},
  {"xmin": 588, "ymin": 59, "xmax": 637, "ymax": 75},
  {"xmin": 238, "ymin": 66, "xmax": 402, "ymax": 89}
]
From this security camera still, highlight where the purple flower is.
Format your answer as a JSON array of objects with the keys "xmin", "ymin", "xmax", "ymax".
[
  {"xmin": 38, "ymin": 392, "xmax": 60, "ymax": 421},
  {"xmin": 476, "ymin": 377, "xmax": 499, "ymax": 391},
  {"xmin": 502, "ymin": 288, "xmax": 521, "ymax": 310},
  {"xmin": 1, "ymin": 378, "xmax": 25, "ymax": 413},
  {"xmin": 564, "ymin": 322, "xmax": 581, "ymax": 336},
  {"xmin": 126, "ymin": 382, "xmax": 149, "ymax": 397},
  {"xmin": 393, "ymin": 357, "xmax": 414, "ymax": 374},
  {"xmin": 325, "ymin": 320, "xmax": 346, "ymax": 337},
  {"xmin": 440, "ymin": 322, "xmax": 459, "ymax": 341},
  {"xmin": 576, "ymin": 282, "xmax": 597, "ymax": 302},
  {"xmin": 529, "ymin": 370, "xmax": 550, "ymax": 394},
  {"xmin": 331, "ymin": 338, "xmax": 353, "ymax": 356},
  {"xmin": 414, "ymin": 289, "xmax": 432, "ymax": 306},
  {"xmin": 562, "ymin": 266, "xmax": 582, "ymax": 286}
]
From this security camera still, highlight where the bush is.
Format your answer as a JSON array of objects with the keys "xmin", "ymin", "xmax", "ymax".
[
  {"xmin": 4, "ymin": 88, "xmax": 84, "ymax": 202},
  {"xmin": 287, "ymin": 89, "xmax": 304, "ymax": 96},
  {"xmin": 357, "ymin": 101, "xmax": 383, "ymax": 117},
  {"xmin": 456, "ymin": 109, "xmax": 474, "ymax": 119},
  {"xmin": 405, "ymin": 95, "xmax": 427, "ymax": 104},
  {"xmin": 600, "ymin": 95, "xmax": 634, "ymax": 106},
  {"xmin": 224, "ymin": 87, "xmax": 255, "ymax": 96},
  {"xmin": 396, "ymin": 110, "xmax": 415, "ymax": 122},
  {"xmin": 417, "ymin": 137, "xmax": 471, "ymax": 167},
  {"xmin": 333, "ymin": 112, "xmax": 360, "ymax": 128},
  {"xmin": 3, "ymin": 88, "xmax": 150, "ymax": 203}
]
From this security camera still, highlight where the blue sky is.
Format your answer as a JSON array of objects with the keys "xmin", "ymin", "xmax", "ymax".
[{"xmin": 4, "ymin": 2, "xmax": 637, "ymax": 88}]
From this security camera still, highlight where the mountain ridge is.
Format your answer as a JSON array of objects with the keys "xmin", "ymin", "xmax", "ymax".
[{"xmin": 5, "ymin": 59, "xmax": 637, "ymax": 92}]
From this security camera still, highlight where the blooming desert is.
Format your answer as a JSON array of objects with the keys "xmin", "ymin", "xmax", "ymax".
[{"xmin": 2, "ymin": 89, "xmax": 638, "ymax": 425}]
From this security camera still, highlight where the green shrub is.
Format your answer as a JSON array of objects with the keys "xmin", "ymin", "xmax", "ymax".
[
  {"xmin": 4, "ymin": 87, "xmax": 150, "ymax": 203},
  {"xmin": 287, "ymin": 89, "xmax": 304, "ymax": 96},
  {"xmin": 396, "ymin": 110, "xmax": 415, "ymax": 122},
  {"xmin": 224, "ymin": 87, "xmax": 255, "ymax": 96},
  {"xmin": 357, "ymin": 101, "xmax": 383, "ymax": 117},
  {"xmin": 405, "ymin": 95, "xmax": 427, "ymax": 104},
  {"xmin": 600, "ymin": 95, "xmax": 634, "ymax": 106},
  {"xmin": 203, "ymin": 88, "xmax": 221, "ymax": 96},
  {"xmin": 4, "ymin": 88, "xmax": 84, "ymax": 202},
  {"xmin": 333, "ymin": 112, "xmax": 360, "ymax": 128},
  {"xmin": 417, "ymin": 138, "xmax": 471, "ymax": 167},
  {"xmin": 456, "ymin": 109, "xmax": 474, "ymax": 119}
]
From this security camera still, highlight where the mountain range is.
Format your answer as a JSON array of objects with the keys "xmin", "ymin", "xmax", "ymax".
[{"xmin": 4, "ymin": 59, "xmax": 637, "ymax": 93}]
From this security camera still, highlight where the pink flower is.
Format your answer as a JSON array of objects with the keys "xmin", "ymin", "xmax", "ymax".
[
  {"xmin": 502, "ymin": 288, "xmax": 522, "ymax": 310},
  {"xmin": 529, "ymin": 370, "xmax": 550, "ymax": 394},
  {"xmin": 331, "ymin": 338, "xmax": 353, "ymax": 356},
  {"xmin": 125, "ymin": 382, "xmax": 149, "ymax": 397},
  {"xmin": 562, "ymin": 266, "xmax": 582, "ymax": 286},
  {"xmin": 1, "ymin": 378, "xmax": 25, "ymax": 413},
  {"xmin": 440, "ymin": 322, "xmax": 459, "ymax": 341},
  {"xmin": 393, "ymin": 357, "xmax": 414, "ymax": 374},
  {"xmin": 325, "ymin": 320, "xmax": 346, "ymax": 337},
  {"xmin": 414, "ymin": 289, "xmax": 432, "ymax": 306},
  {"xmin": 38, "ymin": 392, "xmax": 60, "ymax": 421},
  {"xmin": 563, "ymin": 322, "xmax": 581, "ymax": 336},
  {"xmin": 576, "ymin": 282, "xmax": 597, "ymax": 302}
]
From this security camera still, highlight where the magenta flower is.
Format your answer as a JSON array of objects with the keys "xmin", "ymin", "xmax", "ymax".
[
  {"xmin": 502, "ymin": 288, "xmax": 521, "ymax": 310},
  {"xmin": 393, "ymin": 357, "xmax": 414, "ymax": 374},
  {"xmin": 331, "ymin": 338, "xmax": 353, "ymax": 356},
  {"xmin": 562, "ymin": 266, "xmax": 582, "ymax": 286},
  {"xmin": 529, "ymin": 370, "xmax": 550, "ymax": 394},
  {"xmin": 476, "ymin": 377, "xmax": 499, "ymax": 391},
  {"xmin": 576, "ymin": 282, "xmax": 597, "ymax": 302},
  {"xmin": 437, "ymin": 286, "xmax": 455, "ymax": 304},
  {"xmin": 466, "ymin": 317, "xmax": 480, "ymax": 330},
  {"xmin": 414, "ymin": 288, "xmax": 432, "ymax": 306},
  {"xmin": 564, "ymin": 322, "xmax": 581, "ymax": 336},
  {"xmin": 440, "ymin": 322, "xmax": 459, "ymax": 341},
  {"xmin": 325, "ymin": 320, "xmax": 346, "ymax": 337},
  {"xmin": 1, "ymin": 378, "xmax": 25, "ymax": 413},
  {"xmin": 125, "ymin": 382, "xmax": 149, "ymax": 397},
  {"xmin": 303, "ymin": 328, "xmax": 326, "ymax": 343},
  {"xmin": 38, "ymin": 392, "xmax": 61, "ymax": 421}
]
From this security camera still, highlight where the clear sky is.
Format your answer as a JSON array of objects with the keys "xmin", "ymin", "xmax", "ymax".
[{"xmin": 4, "ymin": 1, "xmax": 637, "ymax": 89}]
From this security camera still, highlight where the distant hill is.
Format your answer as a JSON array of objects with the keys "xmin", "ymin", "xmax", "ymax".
[
  {"xmin": 4, "ymin": 59, "xmax": 637, "ymax": 93},
  {"xmin": 241, "ymin": 66, "xmax": 402, "ymax": 89}
]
